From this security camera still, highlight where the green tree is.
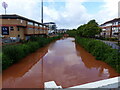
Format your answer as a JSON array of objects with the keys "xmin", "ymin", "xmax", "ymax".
[
  {"xmin": 77, "ymin": 20, "xmax": 102, "ymax": 38},
  {"xmin": 66, "ymin": 29, "xmax": 77, "ymax": 37}
]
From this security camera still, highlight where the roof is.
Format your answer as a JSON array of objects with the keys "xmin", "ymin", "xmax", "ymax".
[
  {"xmin": 0, "ymin": 14, "xmax": 47, "ymax": 26},
  {"xmin": 101, "ymin": 18, "xmax": 120, "ymax": 26},
  {"xmin": 44, "ymin": 22, "xmax": 56, "ymax": 24}
]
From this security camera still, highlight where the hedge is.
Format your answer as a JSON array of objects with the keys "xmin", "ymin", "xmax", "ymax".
[
  {"xmin": 2, "ymin": 36, "xmax": 61, "ymax": 70},
  {"xmin": 75, "ymin": 36, "xmax": 120, "ymax": 73}
]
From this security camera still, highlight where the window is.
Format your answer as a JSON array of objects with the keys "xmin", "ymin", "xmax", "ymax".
[
  {"xmin": 35, "ymin": 28, "xmax": 38, "ymax": 30},
  {"xmin": 39, "ymin": 25, "xmax": 42, "ymax": 31},
  {"xmin": 18, "ymin": 27, "xmax": 20, "ymax": 31},
  {"xmin": 20, "ymin": 20, "xmax": 23, "ymax": 24},
  {"xmin": 28, "ymin": 28, "xmax": 33, "ymax": 30},
  {"xmin": 18, "ymin": 35, "xmax": 20, "ymax": 37},
  {"xmin": 40, "ymin": 25, "xmax": 42, "ymax": 27},
  {"xmin": 106, "ymin": 23, "xmax": 112, "ymax": 26},
  {"xmin": 118, "ymin": 22, "xmax": 120, "ymax": 25},
  {"xmin": 10, "ymin": 26, "xmax": 14, "ymax": 31},
  {"xmin": 35, "ymin": 23, "xmax": 38, "ymax": 26},
  {"xmin": 28, "ymin": 22, "xmax": 33, "ymax": 25}
]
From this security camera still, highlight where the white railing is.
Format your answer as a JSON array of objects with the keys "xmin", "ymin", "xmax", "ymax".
[{"xmin": 44, "ymin": 76, "xmax": 120, "ymax": 89}]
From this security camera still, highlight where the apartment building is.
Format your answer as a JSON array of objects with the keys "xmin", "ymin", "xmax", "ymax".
[
  {"xmin": 100, "ymin": 18, "xmax": 120, "ymax": 38},
  {"xmin": 0, "ymin": 14, "xmax": 49, "ymax": 40},
  {"xmin": 57, "ymin": 29, "xmax": 69, "ymax": 33},
  {"xmin": 44, "ymin": 22, "xmax": 57, "ymax": 34}
]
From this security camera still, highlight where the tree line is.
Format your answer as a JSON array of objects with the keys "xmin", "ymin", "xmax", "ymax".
[{"xmin": 67, "ymin": 19, "xmax": 102, "ymax": 38}]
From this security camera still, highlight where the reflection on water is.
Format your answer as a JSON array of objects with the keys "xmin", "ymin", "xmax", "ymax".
[
  {"xmin": 2, "ymin": 37, "xmax": 118, "ymax": 88},
  {"xmin": 43, "ymin": 37, "xmax": 118, "ymax": 88},
  {"xmin": 2, "ymin": 46, "xmax": 49, "ymax": 88}
]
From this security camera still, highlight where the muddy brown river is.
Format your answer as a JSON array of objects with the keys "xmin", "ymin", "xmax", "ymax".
[{"xmin": 2, "ymin": 37, "xmax": 119, "ymax": 88}]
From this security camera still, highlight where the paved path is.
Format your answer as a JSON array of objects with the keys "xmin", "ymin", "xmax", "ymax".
[{"xmin": 97, "ymin": 39, "xmax": 120, "ymax": 51}]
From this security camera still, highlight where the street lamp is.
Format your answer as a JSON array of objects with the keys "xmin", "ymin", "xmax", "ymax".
[
  {"xmin": 2, "ymin": 2, "xmax": 8, "ymax": 15},
  {"xmin": 41, "ymin": 0, "xmax": 43, "ymax": 23}
]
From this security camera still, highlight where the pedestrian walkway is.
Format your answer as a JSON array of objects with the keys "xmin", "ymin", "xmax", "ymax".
[{"xmin": 97, "ymin": 39, "xmax": 120, "ymax": 51}]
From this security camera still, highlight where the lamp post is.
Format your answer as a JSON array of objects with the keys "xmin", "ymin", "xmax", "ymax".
[
  {"xmin": 41, "ymin": 0, "xmax": 43, "ymax": 24},
  {"xmin": 2, "ymin": 2, "xmax": 8, "ymax": 15}
]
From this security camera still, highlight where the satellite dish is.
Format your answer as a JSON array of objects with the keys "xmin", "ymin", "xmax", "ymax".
[{"xmin": 2, "ymin": 2, "xmax": 8, "ymax": 14}]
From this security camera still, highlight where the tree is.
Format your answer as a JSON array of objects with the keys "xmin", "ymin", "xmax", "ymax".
[
  {"xmin": 77, "ymin": 20, "xmax": 102, "ymax": 38},
  {"xmin": 66, "ymin": 29, "xmax": 77, "ymax": 37}
]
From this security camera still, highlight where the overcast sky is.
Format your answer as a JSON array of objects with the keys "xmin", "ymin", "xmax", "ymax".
[{"xmin": 0, "ymin": 0, "xmax": 119, "ymax": 29}]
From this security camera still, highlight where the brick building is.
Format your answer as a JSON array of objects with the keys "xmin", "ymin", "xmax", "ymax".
[{"xmin": 0, "ymin": 14, "xmax": 49, "ymax": 40}]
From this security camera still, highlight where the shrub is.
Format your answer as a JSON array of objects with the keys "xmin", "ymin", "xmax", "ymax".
[
  {"xmin": 21, "ymin": 44, "xmax": 31, "ymax": 55},
  {"xmin": 75, "ymin": 36, "xmax": 120, "ymax": 73},
  {"xmin": 3, "ymin": 45, "xmax": 24, "ymax": 63},
  {"xmin": 2, "ymin": 54, "xmax": 13, "ymax": 70},
  {"xmin": 26, "ymin": 42, "xmax": 39, "ymax": 53},
  {"xmin": 2, "ymin": 36, "xmax": 61, "ymax": 70}
]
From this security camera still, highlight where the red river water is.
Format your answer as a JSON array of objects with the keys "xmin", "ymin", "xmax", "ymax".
[{"xmin": 2, "ymin": 37, "xmax": 119, "ymax": 88}]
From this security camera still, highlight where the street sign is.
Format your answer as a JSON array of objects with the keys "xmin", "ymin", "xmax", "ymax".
[{"xmin": 2, "ymin": 26, "xmax": 9, "ymax": 35}]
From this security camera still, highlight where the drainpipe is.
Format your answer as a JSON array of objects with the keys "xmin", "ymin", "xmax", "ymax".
[
  {"xmin": 118, "ymin": 22, "xmax": 120, "ymax": 45},
  {"xmin": 110, "ymin": 26, "xmax": 112, "ymax": 41},
  {"xmin": 118, "ymin": 1, "xmax": 120, "ymax": 45}
]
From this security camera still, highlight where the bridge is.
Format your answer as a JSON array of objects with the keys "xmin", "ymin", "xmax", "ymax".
[{"xmin": 45, "ymin": 76, "xmax": 120, "ymax": 89}]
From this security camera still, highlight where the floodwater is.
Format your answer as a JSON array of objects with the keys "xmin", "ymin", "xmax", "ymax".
[{"xmin": 2, "ymin": 37, "xmax": 119, "ymax": 88}]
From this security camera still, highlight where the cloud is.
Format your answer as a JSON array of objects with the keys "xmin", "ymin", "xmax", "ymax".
[
  {"xmin": 0, "ymin": 0, "xmax": 119, "ymax": 29},
  {"xmin": 90, "ymin": 0, "xmax": 119, "ymax": 24},
  {"xmin": 43, "ymin": 0, "xmax": 92, "ymax": 29},
  {"xmin": 0, "ymin": 0, "xmax": 41, "ymax": 21}
]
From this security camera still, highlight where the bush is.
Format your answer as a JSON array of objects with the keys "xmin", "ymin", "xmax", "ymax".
[
  {"xmin": 66, "ymin": 29, "xmax": 77, "ymax": 37},
  {"xmin": 2, "ymin": 54, "xmax": 13, "ymax": 70},
  {"xmin": 21, "ymin": 44, "xmax": 31, "ymax": 55},
  {"xmin": 75, "ymin": 36, "xmax": 120, "ymax": 73},
  {"xmin": 2, "ymin": 36, "xmax": 61, "ymax": 70},
  {"xmin": 3, "ymin": 45, "xmax": 24, "ymax": 63},
  {"xmin": 26, "ymin": 42, "xmax": 39, "ymax": 53}
]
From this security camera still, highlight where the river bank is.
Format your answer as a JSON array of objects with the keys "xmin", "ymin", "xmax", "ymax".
[
  {"xmin": 2, "ymin": 36, "xmax": 61, "ymax": 70},
  {"xmin": 2, "ymin": 37, "xmax": 119, "ymax": 88},
  {"xmin": 2, "ymin": 43, "xmax": 50, "ymax": 88},
  {"xmin": 75, "ymin": 37, "xmax": 120, "ymax": 73}
]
